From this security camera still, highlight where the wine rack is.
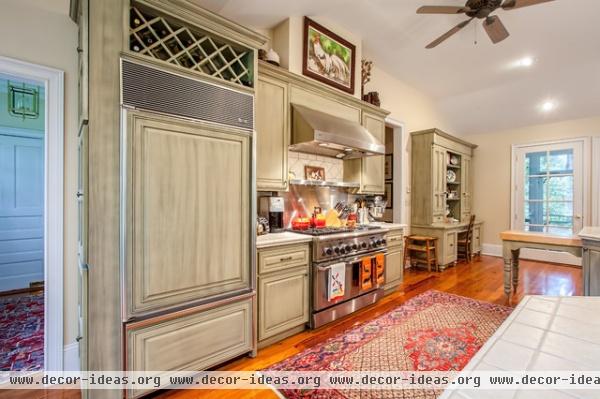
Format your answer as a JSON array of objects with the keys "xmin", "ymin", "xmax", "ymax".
[{"xmin": 129, "ymin": 5, "xmax": 254, "ymax": 88}]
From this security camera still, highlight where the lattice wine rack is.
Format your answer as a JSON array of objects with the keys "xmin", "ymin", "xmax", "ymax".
[{"xmin": 129, "ymin": 5, "xmax": 254, "ymax": 88}]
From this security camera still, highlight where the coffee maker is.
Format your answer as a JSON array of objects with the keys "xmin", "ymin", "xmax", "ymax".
[{"xmin": 259, "ymin": 197, "xmax": 285, "ymax": 233}]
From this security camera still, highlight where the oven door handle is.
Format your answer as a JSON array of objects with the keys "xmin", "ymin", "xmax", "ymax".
[{"xmin": 316, "ymin": 251, "xmax": 386, "ymax": 271}]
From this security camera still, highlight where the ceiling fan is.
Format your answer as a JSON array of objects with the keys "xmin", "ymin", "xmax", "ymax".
[{"xmin": 417, "ymin": 0, "xmax": 554, "ymax": 49}]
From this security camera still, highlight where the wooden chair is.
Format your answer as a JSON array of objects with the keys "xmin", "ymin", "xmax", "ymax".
[
  {"xmin": 457, "ymin": 215, "xmax": 476, "ymax": 263},
  {"xmin": 403, "ymin": 235, "xmax": 438, "ymax": 272}
]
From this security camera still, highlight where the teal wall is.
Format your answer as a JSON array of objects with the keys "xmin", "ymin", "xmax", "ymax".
[{"xmin": 0, "ymin": 77, "xmax": 45, "ymax": 132}]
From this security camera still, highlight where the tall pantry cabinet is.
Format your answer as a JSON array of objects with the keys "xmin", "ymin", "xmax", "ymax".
[{"xmin": 71, "ymin": 1, "xmax": 267, "ymax": 397}]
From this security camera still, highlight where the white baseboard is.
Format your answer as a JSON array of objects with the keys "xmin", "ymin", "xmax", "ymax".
[
  {"xmin": 63, "ymin": 342, "xmax": 79, "ymax": 371},
  {"xmin": 482, "ymin": 243, "xmax": 581, "ymax": 267}
]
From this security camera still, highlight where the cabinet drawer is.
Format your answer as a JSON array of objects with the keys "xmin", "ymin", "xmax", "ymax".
[
  {"xmin": 258, "ymin": 269, "xmax": 309, "ymax": 340},
  {"xmin": 126, "ymin": 298, "xmax": 252, "ymax": 397},
  {"xmin": 386, "ymin": 231, "xmax": 404, "ymax": 249},
  {"xmin": 258, "ymin": 244, "xmax": 309, "ymax": 274},
  {"xmin": 433, "ymin": 215, "xmax": 444, "ymax": 223}
]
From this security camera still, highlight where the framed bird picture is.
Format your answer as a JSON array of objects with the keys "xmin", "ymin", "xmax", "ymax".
[{"xmin": 302, "ymin": 17, "xmax": 356, "ymax": 94}]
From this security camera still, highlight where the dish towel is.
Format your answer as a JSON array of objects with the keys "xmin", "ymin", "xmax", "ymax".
[
  {"xmin": 327, "ymin": 263, "xmax": 346, "ymax": 301},
  {"xmin": 375, "ymin": 253, "xmax": 385, "ymax": 285},
  {"xmin": 361, "ymin": 258, "xmax": 373, "ymax": 291}
]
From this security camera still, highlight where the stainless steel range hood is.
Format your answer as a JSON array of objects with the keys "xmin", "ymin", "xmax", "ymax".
[{"xmin": 290, "ymin": 104, "xmax": 385, "ymax": 159}]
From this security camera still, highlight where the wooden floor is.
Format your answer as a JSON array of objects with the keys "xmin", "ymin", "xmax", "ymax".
[{"xmin": 0, "ymin": 255, "xmax": 581, "ymax": 399}]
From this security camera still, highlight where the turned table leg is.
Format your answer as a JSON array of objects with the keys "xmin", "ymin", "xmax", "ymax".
[
  {"xmin": 502, "ymin": 243, "xmax": 513, "ymax": 298},
  {"xmin": 512, "ymin": 248, "xmax": 520, "ymax": 293}
]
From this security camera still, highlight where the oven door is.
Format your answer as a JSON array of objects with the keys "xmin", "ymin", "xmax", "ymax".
[{"xmin": 312, "ymin": 251, "xmax": 385, "ymax": 312}]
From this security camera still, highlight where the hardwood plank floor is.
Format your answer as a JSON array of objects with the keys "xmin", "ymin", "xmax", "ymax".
[{"xmin": 0, "ymin": 256, "xmax": 581, "ymax": 399}]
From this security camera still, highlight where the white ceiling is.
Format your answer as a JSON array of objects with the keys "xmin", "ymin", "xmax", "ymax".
[{"xmin": 194, "ymin": 0, "xmax": 600, "ymax": 134}]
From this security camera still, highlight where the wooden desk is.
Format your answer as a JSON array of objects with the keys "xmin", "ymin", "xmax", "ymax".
[{"xmin": 500, "ymin": 230, "xmax": 582, "ymax": 297}]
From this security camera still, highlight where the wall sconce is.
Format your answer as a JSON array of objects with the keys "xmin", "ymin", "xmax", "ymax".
[{"xmin": 8, "ymin": 81, "xmax": 40, "ymax": 119}]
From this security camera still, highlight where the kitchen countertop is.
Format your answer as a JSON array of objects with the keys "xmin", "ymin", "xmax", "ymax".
[
  {"xmin": 256, "ymin": 231, "xmax": 312, "ymax": 249},
  {"xmin": 413, "ymin": 220, "xmax": 483, "ymax": 230},
  {"xmin": 368, "ymin": 222, "xmax": 408, "ymax": 231},
  {"xmin": 440, "ymin": 295, "xmax": 600, "ymax": 399},
  {"xmin": 579, "ymin": 227, "xmax": 600, "ymax": 241}
]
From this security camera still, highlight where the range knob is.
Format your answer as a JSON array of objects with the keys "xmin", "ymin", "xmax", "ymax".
[
  {"xmin": 382, "ymin": 238, "xmax": 387, "ymax": 245},
  {"xmin": 334, "ymin": 246, "xmax": 340, "ymax": 254},
  {"xmin": 370, "ymin": 240, "xmax": 376, "ymax": 247},
  {"xmin": 361, "ymin": 242, "xmax": 368, "ymax": 249},
  {"xmin": 324, "ymin": 247, "xmax": 333, "ymax": 256},
  {"xmin": 376, "ymin": 239, "xmax": 383, "ymax": 246},
  {"xmin": 345, "ymin": 244, "xmax": 352, "ymax": 252},
  {"xmin": 339, "ymin": 247, "xmax": 346, "ymax": 255},
  {"xmin": 352, "ymin": 243, "xmax": 358, "ymax": 250}
]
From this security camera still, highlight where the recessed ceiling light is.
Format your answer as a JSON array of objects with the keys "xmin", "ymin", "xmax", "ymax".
[
  {"xmin": 519, "ymin": 57, "xmax": 534, "ymax": 67},
  {"xmin": 541, "ymin": 100, "xmax": 556, "ymax": 112},
  {"xmin": 509, "ymin": 56, "xmax": 535, "ymax": 69}
]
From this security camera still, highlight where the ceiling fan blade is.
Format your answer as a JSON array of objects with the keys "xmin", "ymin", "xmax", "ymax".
[
  {"xmin": 417, "ymin": 5, "xmax": 471, "ymax": 14},
  {"xmin": 483, "ymin": 15, "xmax": 510, "ymax": 44},
  {"xmin": 425, "ymin": 18, "xmax": 474, "ymax": 49},
  {"xmin": 502, "ymin": 0, "xmax": 554, "ymax": 10}
]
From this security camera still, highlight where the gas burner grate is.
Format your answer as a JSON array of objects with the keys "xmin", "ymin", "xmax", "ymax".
[{"xmin": 288, "ymin": 226, "xmax": 381, "ymax": 236}]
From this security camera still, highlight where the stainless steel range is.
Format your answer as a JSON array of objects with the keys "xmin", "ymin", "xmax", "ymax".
[{"xmin": 290, "ymin": 227, "xmax": 388, "ymax": 328}]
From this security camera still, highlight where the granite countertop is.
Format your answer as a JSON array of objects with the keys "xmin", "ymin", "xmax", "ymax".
[
  {"xmin": 441, "ymin": 295, "xmax": 600, "ymax": 399},
  {"xmin": 256, "ymin": 231, "xmax": 312, "ymax": 249},
  {"xmin": 578, "ymin": 227, "xmax": 600, "ymax": 241}
]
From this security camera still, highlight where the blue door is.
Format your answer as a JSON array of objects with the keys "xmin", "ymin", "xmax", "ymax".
[{"xmin": 0, "ymin": 131, "xmax": 44, "ymax": 292}]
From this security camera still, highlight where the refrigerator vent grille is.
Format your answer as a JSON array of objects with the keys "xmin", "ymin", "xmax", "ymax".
[{"xmin": 121, "ymin": 59, "xmax": 254, "ymax": 130}]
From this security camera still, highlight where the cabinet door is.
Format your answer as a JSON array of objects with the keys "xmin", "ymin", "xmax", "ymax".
[
  {"xmin": 444, "ymin": 231, "xmax": 458, "ymax": 265},
  {"xmin": 461, "ymin": 154, "xmax": 472, "ymax": 220},
  {"xmin": 259, "ymin": 269, "xmax": 309, "ymax": 340},
  {"xmin": 385, "ymin": 249, "xmax": 403, "ymax": 289},
  {"xmin": 76, "ymin": 124, "xmax": 88, "ymax": 372},
  {"xmin": 361, "ymin": 112, "xmax": 385, "ymax": 194},
  {"xmin": 256, "ymin": 75, "xmax": 288, "ymax": 191},
  {"xmin": 472, "ymin": 225, "xmax": 482, "ymax": 254},
  {"xmin": 432, "ymin": 145, "xmax": 447, "ymax": 219},
  {"xmin": 124, "ymin": 111, "xmax": 251, "ymax": 318},
  {"xmin": 76, "ymin": 0, "xmax": 89, "ymax": 126},
  {"xmin": 584, "ymin": 248, "xmax": 600, "ymax": 296}
]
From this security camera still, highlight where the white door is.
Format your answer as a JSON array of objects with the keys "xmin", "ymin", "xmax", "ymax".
[
  {"xmin": 0, "ymin": 131, "xmax": 44, "ymax": 291},
  {"xmin": 513, "ymin": 140, "xmax": 584, "ymax": 236}
]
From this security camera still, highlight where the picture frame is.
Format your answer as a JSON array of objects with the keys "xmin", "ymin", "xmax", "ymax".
[
  {"xmin": 384, "ymin": 183, "xmax": 393, "ymax": 209},
  {"xmin": 305, "ymin": 165, "xmax": 326, "ymax": 181},
  {"xmin": 384, "ymin": 155, "xmax": 393, "ymax": 180},
  {"xmin": 302, "ymin": 17, "xmax": 356, "ymax": 94}
]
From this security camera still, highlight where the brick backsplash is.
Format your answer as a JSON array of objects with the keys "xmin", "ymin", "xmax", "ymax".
[{"xmin": 288, "ymin": 151, "xmax": 343, "ymax": 182}]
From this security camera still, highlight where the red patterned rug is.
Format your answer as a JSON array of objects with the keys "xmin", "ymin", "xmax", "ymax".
[
  {"xmin": 0, "ymin": 292, "xmax": 44, "ymax": 371},
  {"xmin": 267, "ymin": 290, "xmax": 512, "ymax": 398}
]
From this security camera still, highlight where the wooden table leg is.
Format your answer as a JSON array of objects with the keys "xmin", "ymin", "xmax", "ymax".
[
  {"xmin": 502, "ymin": 242, "xmax": 513, "ymax": 298},
  {"xmin": 512, "ymin": 248, "xmax": 520, "ymax": 293}
]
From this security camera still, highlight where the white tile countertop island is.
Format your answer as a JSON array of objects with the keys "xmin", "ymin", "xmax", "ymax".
[{"xmin": 441, "ymin": 295, "xmax": 600, "ymax": 399}]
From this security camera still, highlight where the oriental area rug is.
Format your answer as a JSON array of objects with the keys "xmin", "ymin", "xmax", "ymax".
[
  {"xmin": 266, "ymin": 290, "xmax": 512, "ymax": 399},
  {"xmin": 0, "ymin": 291, "xmax": 44, "ymax": 371}
]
